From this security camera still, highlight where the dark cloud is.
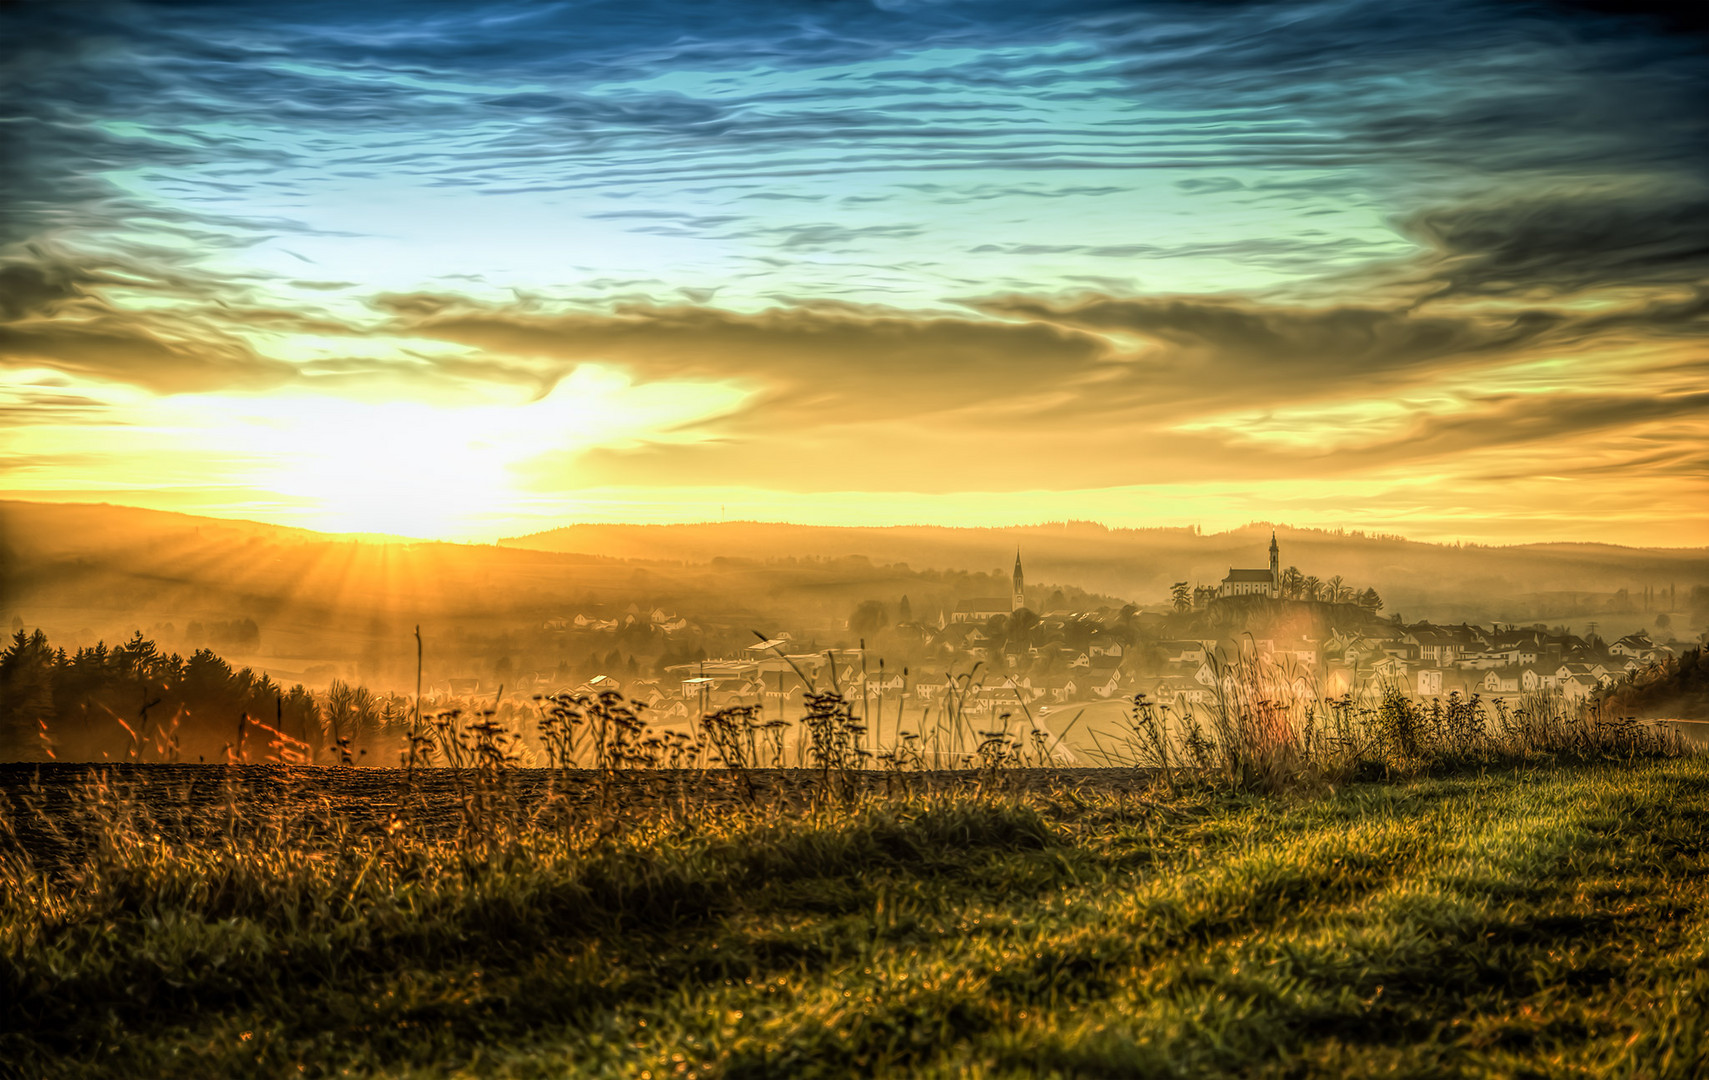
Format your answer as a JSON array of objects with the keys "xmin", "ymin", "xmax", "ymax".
[
  {"xmin": 971, "ymin": 294, "xmax": 1562, "ymax": 410},
  {"xmin": 0, "ymin": 318, "xmax": 296, "ymax": 395},
  {"xmin": 1543, "ymin": 0, "xmax": 1708, "ymax": 42},
  {"xmin": 0, "ymin": 258, "xmax": 91, "ymax": 321},
  {"xmin": 1404, "ymin": 190, "xmax": 1709, "ymax": 299},
  {"xmin": 1351, "ymin": 391, "xmax": 1709, "ymax": 465},
  {"xmin": 0, "ymin": 387, "xmax": 116, "ymax": 425},
  {"xmin": 0, "ymin": 248, "xmax": 307, "ymax": 393},
  {"xmin": 385, "ymin": 298, "xmax": 1116, "ymax": 415}
]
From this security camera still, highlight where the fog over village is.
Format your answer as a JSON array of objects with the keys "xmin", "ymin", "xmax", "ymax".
[{"xmin": 5, "ymin": 500, "xmax": 1705, "ymax": 764}]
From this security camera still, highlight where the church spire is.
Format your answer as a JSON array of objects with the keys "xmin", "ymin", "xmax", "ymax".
[
  {"xmin": 1269, "ymin": 530, "xmax": 1280, "ymax": 598},
  {"xmin": 1012, "ymin": 547, "xmax": 1026, "ymax": 612}
]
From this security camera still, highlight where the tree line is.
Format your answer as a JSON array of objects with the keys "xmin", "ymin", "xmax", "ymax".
[
  {"xmin": 1170, "ymin": 569, "xmax": 1382, "ymax": 611},
  {"xmin": 0, "ymin": 629, "xmax": 319, "ymax": 762}
]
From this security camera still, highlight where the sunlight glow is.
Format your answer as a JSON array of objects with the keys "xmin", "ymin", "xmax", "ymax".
[
  {"xmin": 218, "ymin": 370, "xmax": 748, "ymax": 537},
  {"xmin": 1, "ymin": 366, "xmax": 750, "ymax": 539}
]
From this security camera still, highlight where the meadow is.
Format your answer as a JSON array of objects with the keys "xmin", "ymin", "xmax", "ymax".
[{"xmin": 2, "ymin": 674, "xmax": 1704, "ymax": 1078}]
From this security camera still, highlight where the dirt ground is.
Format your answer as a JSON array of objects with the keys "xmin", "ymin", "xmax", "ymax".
[{"xmin": 0, "ymin": 763, "xmax": 1161, "ymax": 873}]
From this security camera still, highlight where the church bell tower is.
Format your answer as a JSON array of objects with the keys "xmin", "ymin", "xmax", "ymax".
[{"xmin": 1269, "ymin": 531, "xmax": 1280, "ymax": 599}]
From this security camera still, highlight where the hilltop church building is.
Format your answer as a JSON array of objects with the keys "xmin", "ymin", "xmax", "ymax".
[{"xmin": 1217, "ymin": 533, "xmax": 1281, "ymax": 600}]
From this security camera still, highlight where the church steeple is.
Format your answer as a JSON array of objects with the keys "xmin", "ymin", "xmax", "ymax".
[
  {"xmin": 1012, "ymin": 547, "xmax": 1026, "ymax": 612},
  {"xmin": 1269, "ymin": 530, "xmax": 1280, "ymax": 598}
]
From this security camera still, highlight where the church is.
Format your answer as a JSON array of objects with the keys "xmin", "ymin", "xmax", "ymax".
[
  {"xmin": 950, "ymin": 549, "xmax": 1028, "ymax": 623},
  {"xmin": 1217, "ymin": 532, "xmax": 1280, "ymax": 599}
]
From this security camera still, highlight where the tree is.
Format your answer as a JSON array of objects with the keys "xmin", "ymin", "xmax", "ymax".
[
  {"xmin": 1359, "ymin": 587, "xmax": 1383, "ymax": 612},
  {"xmin": 114, "ymin": 631, "xmax": 162, "ymax": 678},
  {"xmin": 1327, "ymin": 575, "xmax": 1348, "ymax": 604},
  {"xmin": 898, "ymin": 595, "xmax": 913, "ymax": 623},
  {"xmin": 0, "ymin": 629, "xmax": 54, "ymax": 758},
  {"xmin": 1280, "ymin": 566, "xmax": 1304, "ymax": 600},
  {"xmin": 848, "ymin": 600, "xmax": 889, "ymax": 637},
  {"xmin": 1171, "ymin": 582, "xmax": 1191, "ymax": 613},
  {"xmin": 1009, "ymin": 606, "xmax": 1040, "ymax": 645},
  {"xmin": 1303, "ymin": 575, "xmax": 1323, "ymax": 601}
]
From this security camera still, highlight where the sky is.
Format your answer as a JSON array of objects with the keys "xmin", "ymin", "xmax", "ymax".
[{"xmin": 2, "ymin": 0, "xmax": 1705, "ymax": 545}]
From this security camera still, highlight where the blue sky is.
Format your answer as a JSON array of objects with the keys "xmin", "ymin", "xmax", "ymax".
[{"xmin": 2, "ymin": 0, "xmax": 1705, "ymax": 542}]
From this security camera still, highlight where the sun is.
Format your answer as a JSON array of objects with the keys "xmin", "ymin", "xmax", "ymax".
[{"xmin": 170, "ymin": 366, "xmax": 751, "ymax": 539}]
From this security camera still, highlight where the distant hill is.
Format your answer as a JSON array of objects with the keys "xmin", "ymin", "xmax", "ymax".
[
  {"xmin": 0, "ymin": 501, "xmax": 1116, "ymax": 689},
  {"xmin": 3, "ymin": 502, "xmax": 1704, "ymax": 694},
  {"xmin": 500, "ymin": 520, "xmax": 1709, "ymax": 627}
]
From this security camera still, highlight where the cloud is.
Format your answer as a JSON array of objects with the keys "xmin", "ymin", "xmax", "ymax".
[
  {"xmin": 970, "ymin": 293, "xmax": 1563, "ymax": 411},
  {"xmin": 0, "ymin": 319, "xmax": 296, "ymax": 395},
  {"xmin": 763, "ymin": 223, "xmax": 926, "ymax": 251},
  {"xmin": 0, "ymin": 248, "xmax": 375, "ymax": 393},
  {"xmin": 968, "ymin": 235, "xmax": 1404, "ymax": 274},
  {"xmin": 0, "ymin": 387, "xmax": 115, "ymax": 426},
  {"xmin": 520, "ymin": 413, "xmax": 1303, "ymax": 493},
  {"xmin": 1404, "ymin": 190, "xmax": 1709, "ymax": 299},
  {"xmin": 1336, "ymin": 390, "xmax": 1709, "ymax": 465},
  {"xmin": 0, "ymin": 258, "xmax": 90, "ymax": 321},
  {"xmin": 534, "ymin": 383, "xmax": 1709, "ymax": 496},
  {"xmin": 361, "ymin": 277, "xmax": 1703, "ymax": 498},
  {"xmin": 382, "ymin": 297, "xmax": 1117, "ymax": 416}
]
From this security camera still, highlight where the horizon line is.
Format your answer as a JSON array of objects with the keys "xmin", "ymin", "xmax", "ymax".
[{"xmin": 5, "ymin": 497, "xmax": 1707, "ymax": 554}]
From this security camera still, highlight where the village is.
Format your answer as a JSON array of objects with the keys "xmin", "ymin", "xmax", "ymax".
[{"xmin": 474, "ymin": 536, "xmax": 1690, "ymax": 725}]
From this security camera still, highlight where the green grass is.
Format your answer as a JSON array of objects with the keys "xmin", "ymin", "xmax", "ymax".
[{"xmin": 4, "ymin": 760, "xmax": 1707, "ymax": 1078}]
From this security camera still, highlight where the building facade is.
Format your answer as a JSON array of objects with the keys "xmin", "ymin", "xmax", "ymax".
[{"xmin": 1218, "ymin": 532, "xmax": 1280, "ymax": 599}]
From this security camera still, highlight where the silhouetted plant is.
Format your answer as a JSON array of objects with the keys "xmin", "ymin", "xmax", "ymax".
[
  {"xmin": 801, "ymin": 690, "xmax": 866, "ymax": 802},
  {"xmin": 701, "ymin": 704, "xmax": 763, "ymax": 800}
]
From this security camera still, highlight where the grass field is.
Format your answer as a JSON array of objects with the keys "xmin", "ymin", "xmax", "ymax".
[{"xmin": 4, "ymin": 757, "xmax": 1706, "ymax": 1078}]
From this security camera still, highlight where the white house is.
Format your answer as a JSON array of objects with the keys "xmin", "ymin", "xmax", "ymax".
[{"xmin": 952, "ymin": 598, "xmax": 1012, "ymax": 624}]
